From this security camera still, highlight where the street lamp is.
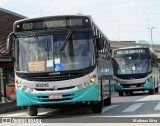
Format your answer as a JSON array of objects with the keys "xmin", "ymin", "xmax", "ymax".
[{"xmin": 146, "ymin": 27, "xmax": 155, "ymax": 49}]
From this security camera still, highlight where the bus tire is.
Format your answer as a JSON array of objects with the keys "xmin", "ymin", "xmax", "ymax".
[
  {"xmin": 149, "ymin": 89, "xmax": 154, "ymax": 95},
  {"xmin": 155, "ymin": 87, "xmax": 159, "ymax": 93},
  {"xmin": 118, "ymin": 91, "xmax": 124, "ymax": 96},
  {"xmin": 28, "ymin": 106, "xmax": 38, "ymax": 116},
  {"xmin": 129, "ymin": 91, "xmax": 133, "ymax": 96},
  {"xmin": 124, "ymin": 91, "xmax": 129, "ymax": 95},
  {"xmin": 104, "ymin": 97, "xmax": 111, "ymax": 106},
  {"xmin": 91, "ymin": 101, "xmax": 103, "ymax": 113}
]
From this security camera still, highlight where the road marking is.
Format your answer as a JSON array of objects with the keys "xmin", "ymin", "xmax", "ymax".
[
  {"xmin": 154, "ymin": 102, "xmax": 160, "ymax": 110},
  {"xmin": 38, "ymin": 111, "xmax": 50, "ymax": 115},
  {"xmin": 102, "ymin": 105, "xmax": 119, "ymax": 113},
  {"xmin": 1, "ymin": 112, "xmax": 28, "ymax": 117},
  {"xmin": 122, "ymin": 103, "xmax": 144, "ymax": 112}
]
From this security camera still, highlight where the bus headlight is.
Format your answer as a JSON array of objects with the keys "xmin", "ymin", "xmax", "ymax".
[
  {"xmin": 15, "ymin": 80, "xmax": 22, "ymax": 88},
  {"xmin": 148, "ymin": 76, "xmax": 152, "ymax": 81},
  {"xmin": 28, "ymin": 88, "xmax": 33, "ymax": 93},
  {"xmin": 90, "ymin": 77, "xmax": 96, "ymax": 83},
  {"xmin": 146, "ymin": 76, "xmax": 152, "ymax": 83},
  {"xmin": 15, "ymin": 80, "xmax": 19, "ymax": 83},
  {"xmin": 90, "ymin": 74, "xmax": 97, "ymax": 83},
  {"xmin": 90, "ymin": 74, "xmax": 96, "ymax": 83},
  {"xmin": 77, "ymin": 84, "xmax": 83, "ymax": 89},
  {"xmin": 114, "ymin": 79, "xmax": 119, "ymax": 84},
  {"xmin": 84, "ymin": 81, "xmax": 90, "ymax": 87},
  {"xmin": 22, "ymin": 86, "xmax": 27, "ymax": 92},
  {"xmin": 17, "ymin": 83, "xmax": 22, "ymax": 88}
]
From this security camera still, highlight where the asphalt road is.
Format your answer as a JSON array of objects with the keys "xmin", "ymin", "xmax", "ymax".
[{"xmin": 1, "ymin": 91, "xmax": 160, "ymax": 123}]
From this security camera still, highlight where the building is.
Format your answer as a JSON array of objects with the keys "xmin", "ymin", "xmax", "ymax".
[{"xmin": 0, "ymin": 7, "xmax": 26, "ymax": 102}]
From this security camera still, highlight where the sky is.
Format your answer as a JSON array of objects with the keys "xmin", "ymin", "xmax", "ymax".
[{"xmin": 1, "ymin": 0, "xmax": 160, "ymax": 44}]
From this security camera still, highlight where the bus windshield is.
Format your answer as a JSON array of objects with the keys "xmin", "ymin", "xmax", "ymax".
[
  {"xmin": 16, "ymin": 30, "xmax": 94, "ymax": 72},
  {"xmin": 113, "ymin": 55, "xmax": 151, "ymax": 75}
]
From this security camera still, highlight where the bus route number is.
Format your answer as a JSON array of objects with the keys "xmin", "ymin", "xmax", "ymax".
[{"xmin": 23, "ymin": 23, "xmax": 33, "ymax": 30}]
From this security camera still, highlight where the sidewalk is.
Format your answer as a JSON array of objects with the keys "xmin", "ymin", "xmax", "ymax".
[
  {"xmin": 0, "ymin": 101, "xmax": 20, "ymax": 114},
  {"xmin": 111, "ymin": 92, "xmax": 118, "ymax": 97},
  {"xmin": 0, "ymin": 96, "xmax": 24, "ymax": 114}
]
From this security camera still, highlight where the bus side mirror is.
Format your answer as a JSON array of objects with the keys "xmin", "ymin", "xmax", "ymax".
[
  {"xmin": 6, "ymin": 32, "xmax": 16, "ymax": 59},
  {"xmin": 96, "ymin": 38, "xmax": 104, "ymax": 50}
]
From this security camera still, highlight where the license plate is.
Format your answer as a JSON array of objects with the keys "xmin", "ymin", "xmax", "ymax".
[
  {"xmin": 49, "ymin": 94, "xmax": 62, "ymax": 99},
  {"xmin": 130, "ymin": 85, "xmax": 136, "ymax": 88}
]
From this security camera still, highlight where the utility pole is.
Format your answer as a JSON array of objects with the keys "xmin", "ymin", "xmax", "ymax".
[
  {"xmin": 146, "ymin": 27, "xmax": 154, "ymax": 49},
  {"xmin": 117, "ymin": 17, "xmax": 120, "ymax": 42},
  {"xmin": 33, "ymin": 0, "xmax": 42, "ymax": 16},
  {"xmin": 37, "ymin": 2, "xmax": 42, "ymax": 16}
]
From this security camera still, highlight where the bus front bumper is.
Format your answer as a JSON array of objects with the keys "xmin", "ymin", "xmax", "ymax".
[
  {"xmin": 114, "ymin": 80, "xmax": 153, "ymax": 91},
  {"xmin": 16, "ymin": 83, "xmax": 99, "ymax": 106}
]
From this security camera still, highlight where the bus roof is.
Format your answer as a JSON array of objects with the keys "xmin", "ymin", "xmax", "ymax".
[
  {"xmin": 113, "ymin": 46, "xmax": 148, "ymax": 51},
  {"xmin": 13, "ymin": 15, "xmax": 96, "ymax": 32},
  {"xmin": 14, "ymin": 15, "xmax": 93, "ymax": 25},
  {"xmin": 13, "ymin": 14, "xmax": 110, "ymax": 42},
  {"xmin": 112, "ymin": 46, "xmax": 158, "ymax": 56}
]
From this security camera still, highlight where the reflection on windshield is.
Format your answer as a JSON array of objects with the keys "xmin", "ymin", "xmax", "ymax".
[
  {"xmin": 17, "ymin": 31, "xmax": 94, "ymax": 72},
  {"xmin": 113, "ymin": 56, "xmax": 151, "ymax": 74}
]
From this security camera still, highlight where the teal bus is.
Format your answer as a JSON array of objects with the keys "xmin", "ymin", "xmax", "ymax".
[
  {"xmin": 6, "ymin": 15, "xmax": 112, "ymax": 116},
  {"xmin": 112, "ymin": 47, "xmax": 159, "ymax": 96}
]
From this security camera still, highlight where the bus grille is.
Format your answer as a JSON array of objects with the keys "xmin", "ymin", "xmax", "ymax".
[
  {"xmin": 23, "ymin": 73, "xmax": 84, "ymax": 82},
  {"xmin": 34, "ymin": 86, "xmax": 75, "ymax": 91},
  {"xmin": 121, "ymin": 83, "xmax": 145, "ymax": 88}
]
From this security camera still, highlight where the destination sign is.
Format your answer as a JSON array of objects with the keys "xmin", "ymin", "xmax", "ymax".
[
  {"xmin": 15, "ymin": 17, "xmax": 90, "ymax": 32},
  {"xmin": 114, "ymin": 49, "xmax": 146, "ymax": 55}
]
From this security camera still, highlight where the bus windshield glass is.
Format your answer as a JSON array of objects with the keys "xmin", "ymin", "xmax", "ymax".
[
  {"xmin": 113, "ymin": 55, "xmax": 151, "ymax": 75},
  {"xmin": 16, "ymin": 30, "xmax": 94, "ymax": 72}
]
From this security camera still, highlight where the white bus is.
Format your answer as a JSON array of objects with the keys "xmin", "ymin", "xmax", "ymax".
[
  {"xmin": 6, "ymin": 15, "xmax": 112, "ymax": 116},
  {"xmin": 112, "ymin": 47, "xmax": 159, "ymax": 96}
]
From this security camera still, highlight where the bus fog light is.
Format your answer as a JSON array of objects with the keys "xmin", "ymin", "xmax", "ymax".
[
  {"xmin": 78, "ymin": 84, "xmax": 83, "ymax": 89},
  {"xmin": 28, "ymin": 88, "xmax": 33, "ymax": 93},
  {"xmin": 84, "ymin": 81, "xmax": 90, "ymax": 87},
  {"xmin": 22, "ymin": 86, "xmax": 27, "ymax": 91}
]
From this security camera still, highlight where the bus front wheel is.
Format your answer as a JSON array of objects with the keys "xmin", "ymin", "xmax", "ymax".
[
  {"xmin": 104, "ymin": 97, "xmax": 111, "ymax": 106},
  {"xmin": 155, "ymin": 87, "xmax": 159, "ymax": 93},
  {"xmin": 28, "ymin": 106, "xmax": 38, "ymax": 116},
  {"xmin": 91, "ymin": 101, "xmax": 103, "ymax": 113},
  {"xmin": 149, "ymin": 89, "xmax": 154, "ymax": 95},
  {"xmin": 118, "ymin": 91, "xmax": 124, "ymax": 96}
]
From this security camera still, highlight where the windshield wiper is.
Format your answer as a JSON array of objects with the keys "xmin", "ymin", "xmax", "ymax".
[
  {"xmin": 32, "ymin": 32, "xmax": 39, "ymax": 41},
  {"xmin": 44, "ymin": 38, "xmax": 50, "ymax": 60},
  {"xmin": 134, "ymin": 53, "xmax": 142, "ymax": 66},
  {"xmin": 60, "ymin": 29, "xmax": 73, "ymax": 51}
]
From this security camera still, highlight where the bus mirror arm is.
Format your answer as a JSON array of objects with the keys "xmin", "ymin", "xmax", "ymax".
[
  {"xmin": 6, "ymin": 32, "xmax": 16, "ymax": 60},
  {"xmin": 96, "ymin": 38, "xmax": 104, "ymax": 50}
]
